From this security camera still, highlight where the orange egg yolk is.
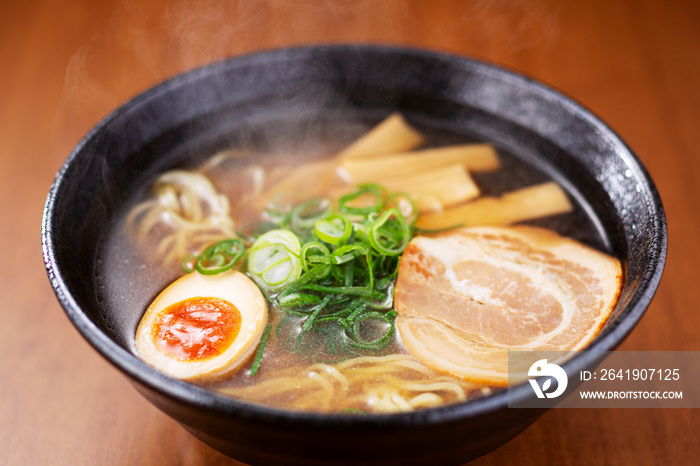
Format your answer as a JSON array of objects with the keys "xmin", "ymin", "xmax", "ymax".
[{"xmin": 152, "ymin": 297, "xmax": 241, "ymax": 361}]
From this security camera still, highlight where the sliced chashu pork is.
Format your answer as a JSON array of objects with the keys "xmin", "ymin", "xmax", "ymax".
[{"xmin": 394, "ymin": 226, "xmax": 622, "ymax": 386}]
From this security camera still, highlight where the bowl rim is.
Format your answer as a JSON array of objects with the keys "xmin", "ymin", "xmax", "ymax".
[{"xmin": 42, "ymin": 43, "xmax": 667, "ymax": 427}]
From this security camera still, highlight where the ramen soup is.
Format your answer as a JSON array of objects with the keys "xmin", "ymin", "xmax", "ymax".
[{"xmin": 101, "ymin": 113, "xmax": 622, "ymax": 414}]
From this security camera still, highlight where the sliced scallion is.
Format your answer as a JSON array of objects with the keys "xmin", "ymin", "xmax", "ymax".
[
  {"xmin": 195, "ymin": 239, "xmax": 245, "ymax": 275},
  {"xmin": 337, "ymin": 184, "xmax": 386, "ymax": 216},
  {"xmin": 241, "ymin": 183, "xmax": 417, "ymax": 362},
  {"xmin": 368, "ymin": 208, "xmax": 410, "ymax": 256},
  {"xmin": 249, "ymin": 324, "xmax": 272, "ymax": 376},
  {"xmin": 291, "ymin": 197, "xmax": 332, "ymax": 231},
  {"xmin": 248, "ymin": 229, "xmax": 302, "ymax": 292},
  {"xmin": 315, "ymin": 215, "xmax": 352, "ymax": 246}
]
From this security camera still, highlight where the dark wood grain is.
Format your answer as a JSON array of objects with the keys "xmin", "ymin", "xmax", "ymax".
[{"xmin": 2, "ymin": 0, "xmax": 698, "ymax": 464}]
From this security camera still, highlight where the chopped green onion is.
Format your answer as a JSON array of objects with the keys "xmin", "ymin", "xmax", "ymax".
[
  {"xmin": 181, "ymin": 254, "xmax": 196, "ymax": 273},
  {"xmin": 388, "ymin": 192, "xmax": 418, "ymax": 226},
  {"xmin": 241, "ymin": 183, "xmax": 417, "ymax": 362},
  {"xmin": 195, "ymin": 239, "xmax": 245, "ymax": 275},
  {"xmin": 277, "ymin": 292, "xmax": 323, "ymax": 308},
  {"xmin": 341, "ymin": 301, "xmax": 369, "ymax": 324},
  {"xmin": 343, "ymin": 262, "xmax": 354, "ymax": 286},
  {"xmin": 315, "ymin": 215, "xmax": 352, "ymax": 246},
  {"xmin": 249, "ymin": 324, "xmax": 272, "ymax": 376},
  {"xmin": 331, "ymin": 243, "xmax": 368, "ymax": 259},
  {"xmin": 295, "ymin": 296, "xmax": 333, "ymax": 354},
  {"xmin": 300, "ymin": 284, "xmax": 384, "ymax": 299},
  {"xmin": 248, "ymin": 229, "xmax": 302, "ymax": 291},
  {"xmin": 337, "ymin": 184, "xmax": 386, "ymax": 216},
  {"xmin": 300, "ymin": 241, "xmax": 331, "ymax": 272},
  {"xmin": 301, "ymin": 296, "xmax": 333, "ymax": 332},
  {"xmin": 346, "ymin": 310, "xmax": 397, "ymax": 350},
  {"xmin": 291, "ymin": 197, "xmax": 332, "ymax": 231},
  {"xmin": 368, "ymin": 208, "xmax": 410, "ymax": 256},
  {"xmin": 367, "ymin": 281, "xmax": 395, "ymax": 310}
]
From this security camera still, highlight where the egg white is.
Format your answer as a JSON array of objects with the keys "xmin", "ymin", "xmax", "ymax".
[{"xmin": 135, "ymin": 270, "xmax": 268, "ymax": 381}]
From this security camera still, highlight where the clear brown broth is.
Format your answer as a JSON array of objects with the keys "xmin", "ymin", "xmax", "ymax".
[{"xmin": 96, "ymin": 118, "xmax": 603, "ymax": 413}]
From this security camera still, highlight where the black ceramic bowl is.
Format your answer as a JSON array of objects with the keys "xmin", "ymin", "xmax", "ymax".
[{"xmin": 42, "ymin": 45, "xmax": 666, "ymax": 465}]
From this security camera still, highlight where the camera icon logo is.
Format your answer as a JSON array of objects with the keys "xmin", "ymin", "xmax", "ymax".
[{"xmin": 528, "ymin": 359, "xmax": 568, "ymax": 399}]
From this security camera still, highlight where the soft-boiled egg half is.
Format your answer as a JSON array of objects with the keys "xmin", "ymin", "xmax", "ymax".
[{"xmin": 135, "ymin": 270, "xmax": 268, "ymax": 381}]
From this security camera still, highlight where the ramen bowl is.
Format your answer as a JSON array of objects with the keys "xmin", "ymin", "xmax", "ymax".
[{"xmin": 42, "ymin": 45, "xmax": 666, "ymax": 465}]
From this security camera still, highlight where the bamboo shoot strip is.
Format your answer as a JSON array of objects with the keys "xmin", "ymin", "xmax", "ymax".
[
  {"xmin": 252, "ymin": 159, "xmax": 342, "ymax": 210},
  {"xmin": 341, "ymin": 144, "xmax": 500, "ymax": 183},
  {"xmin": 330, "ymin": 164, "xmax": 480, "ymax": 213},
  {"xmin": 414, "ymin": 182, "xmax": 573, "ymax": 230},
  {"xmin": 337, "ymin": 113, "xmax": 424, "ymax": 159}
]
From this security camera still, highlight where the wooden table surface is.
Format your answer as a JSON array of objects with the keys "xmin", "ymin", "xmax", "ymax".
[{"xmin": 2, "ymin": 0, "xmax": 698, "ymax": 464}]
